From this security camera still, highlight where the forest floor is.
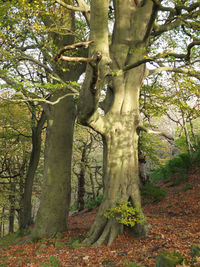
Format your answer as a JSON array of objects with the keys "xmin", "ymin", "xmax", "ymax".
[{"xmin": 1, "ymin": 168, "xmax": 200, "ymax": 266}]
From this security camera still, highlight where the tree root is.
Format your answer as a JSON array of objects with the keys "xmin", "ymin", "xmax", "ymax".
[{"xmin": 84, "ymin": 217, "xmax": 123, "ymax": 246}]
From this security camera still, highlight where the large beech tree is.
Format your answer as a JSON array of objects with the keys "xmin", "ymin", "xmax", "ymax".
[
  {"xmin": 0, "ymin": 0, "xmax": 84, "ymax": 236},
  {"xmin": 56, "ymin": 0, "xmax": 200, "ymax": 245},
  {"xmin": 31, "ymin": 1, "xmax": 85, "ymax": 238}
]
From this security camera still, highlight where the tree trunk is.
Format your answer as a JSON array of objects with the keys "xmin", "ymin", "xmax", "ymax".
[
  {"xmin": 84, "ymin": 111, "xmax": 149, "ymax": 246},
  {"xmin": 31, "ymin": 90, "xmax": 75, "ymax": 238},
  {"xmin": 31, "ymin": 0, "xmax": 85, "ymax": 239},
  {"xmin": 0, "ymin": 207, "xmax": 5, "ymax": 237},
  {"xmin": 89, "ymin": 172, "xmax": 96, "ymax": 201},
  {"xmin": 20, "ymin": 112, "xmax": 46, "ymax": 229},
  {"xmin": 76, "ymin": 0, "xmax": 155, "ymax": 246},
  {"xmin": 9, "ymin": 183, "xmax": 15, "ymax": 233},
  {"xmin": 78, "ymin": 159, "xmax": 86, "ymax": 211}
]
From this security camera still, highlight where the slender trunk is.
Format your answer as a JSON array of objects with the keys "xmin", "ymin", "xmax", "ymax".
[
  {"xmin": 9, "ymin": 183, "xmax": 15, "ymax": 233},
  {"xmin": 189, "ymin": 118, "xmax": 198, "ymax": 148},
  {"xmin": 0, "ymin": 207, "xmax": 5, "ymax": 237},
  {"xmin": 78, "ymin": 161, "xmax": 86, "ymax": 211},
  {"xmin": 18, "ymin": 170, "xmax": 25, "ymax": 229},
  {"xmin": 20, "ymin": 112, "xmax": 46, "ymax": 229},
  {"xmin": 89, "ymin": 172, "xmax": 96, "ymax": 201},
  {"xmin": 182, "ymin": 114, "xmax": 193, "ymax": 153}
]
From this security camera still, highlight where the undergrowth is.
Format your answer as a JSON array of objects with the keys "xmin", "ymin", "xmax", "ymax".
[
  {"xmin": 150, "ymin": 147, "xmax": 200, "ymax": 184},
  {"xmin": 141, "ymin": 183, "xmax": 166, "ymax": 202}
]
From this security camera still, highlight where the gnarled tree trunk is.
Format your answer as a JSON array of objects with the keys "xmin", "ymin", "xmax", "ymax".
[
  {"xmin": 84, "ymin": 112, "xmax": 146, "ymax": 246},
  {"xmin": 76, "ymin": 0, "xmax": 156, "ymax": 245}
]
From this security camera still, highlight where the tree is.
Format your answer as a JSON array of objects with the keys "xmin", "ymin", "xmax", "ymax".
[
  {"xmin": 0, "ymin": 100, "xmax": 31, "ymax": 233},
  {"xmin": 72, "ymin": 125, "xmax": 103, "ymax": 210},
  {"xmin": 0, "ymin": 0, "xmax": 84, "ymax": 237},
  {"xmin": 56, "ymin": 0, "xmax": 200, "ymax": 245},
  {"xmin": 31, "ymin": 0, "xmax": 85, "ymax": 238}
]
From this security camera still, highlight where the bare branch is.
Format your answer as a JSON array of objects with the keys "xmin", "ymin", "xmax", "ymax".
[
  {"xmin": 123, "ymin": 39, "xmax": 200, "ymax": 73},
  {"xmin": 55, "ymin": 0, "xmax": 89, "ymax": 12},
  {"xmin": 149, "ymin": 66, "xmax": 200, "ymax": 79},
  {"xmin": 0, "ymin": 92, "xmax": 78, "ymax": 106},
  {"xmin": 17, "ymin": 51, "xmax": 53, "ymax": 73},
  {"xmin": 138, "ymin": 125, "xmax": 174, "ymax": 141},
  {"xmin": 152, "ymin": 3, "xmax": 200, "ymax": 37},
  {"xmin": 58, "ymin": 56, "xmax": 93, "ymax": 63},
  {"xmin": 76, "ymin": 0, "xmax": 90, "ymax": 24},
  {"xmin": 54, "ymin": 41, "xmax": 94, "ymax": 61},
  {"xmin": 186, "ymin": 40, "xmax": 200, "ymax": 60}
]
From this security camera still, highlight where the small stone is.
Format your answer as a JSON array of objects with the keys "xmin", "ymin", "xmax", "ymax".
[{"xmin": 118, "ymin": 251, "xmax": 127, "ymax": 256}]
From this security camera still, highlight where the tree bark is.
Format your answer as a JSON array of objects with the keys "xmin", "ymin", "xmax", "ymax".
[
  {"xmin": 78, "ymin": 146, "xmax": 86, "ymax": 211},
  {"xmin": 20, "ymin": 111, "xmax": 46, "ymax": 229},
  {"xmin": 9, "ymin": 182, "xmax": 15, "ymax": 233},
  {"xmin": 84, "ymin": 109, "xmax": 150, "ymax": 246},
  {"xmin": 32, "ymin": 89, "xmax": 75, "ymax": 238}
]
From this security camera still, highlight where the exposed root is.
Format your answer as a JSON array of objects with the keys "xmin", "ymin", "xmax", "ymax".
[
  {"xmin": 126, "ymin": 220, "xmax": 151, "ymax": 238},
  {"xmin": 84, "ymin": 216, "xmax": 123, "ymax": 246}
]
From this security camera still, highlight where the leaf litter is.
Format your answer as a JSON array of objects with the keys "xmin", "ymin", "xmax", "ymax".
[{"xmin": 1, "ymin": 168, "xmax": 200, "ymax": 266}]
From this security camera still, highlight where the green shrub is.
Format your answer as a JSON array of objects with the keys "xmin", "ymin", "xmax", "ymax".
[
  {"xmin": 124, "ymin": 259, "xmax": 145, "ymax": 267},
  {"xmin": 0, "ymin": 233, "xmax": 20, "ymax": 247},
  {"xmin": 104, "ymin": 201, "xmax": 145, "ymax": 227},
  {"xmin": 39, "ymin": 256, "xmax": 61, "ymax": 267},
  {"xmin": 86, "ymin": 194, "xmax": 103, "ymax": 209},
  {"xmin": 141, "ymin": 183, "xmax": 166, "ymax": 202},
  {"xmin": 149, "ymin": 168, "xmax": 166, "ymax": 183},
  {"xmin": 181, "ymin": 183, "xmax": 193, "ymax": 192},
  {"xmin": 191, "ymin": 243, "xmax": 200, "ymax": 258},
  {"xmin": 155, "ymin": 251, "xmax": 187, "ymax": 267},
  {"xmin": 68, "ymin": 235, "xmax": 88, "ymax": 249},
  {"xmin": 150, "ymin": 152, "xmax": 192, "ymax": 184},
  {"xmin": 69, "ymin": 203, "xmax": 78, "ymax": 211},
  {"xmin": 190, "ymin": 147, "xmax": 200, "ymax": 167}
]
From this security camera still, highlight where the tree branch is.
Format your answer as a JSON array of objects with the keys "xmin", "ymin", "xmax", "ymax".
[
  {"xmin": 123, "ymin": 39, "xmax": 200, "ymax": 73},
  {"xmin": 76, "ymin": 0, "xmax": 90, "ymax": 24},
  {"xmin": 57, "ymin": 56, "xmax": 93, "ymax": 63},
  {"xmin": 54, "ymin": 40, "xmax": 94, "ymax": 61},
  {"xmin": 0, "ymin": 92, "xmax": 78, "ymax": 106},
  {"xmin": 138, "ymin": 125, "xmax": 174, "ymax": 141},
  {"xmin": 152, "ymin": 3, "xmax": 200, "ymax": 37},
  {"xmin": 186, "ymin": 40, "xmax": 200, "ymax": 60},
  {"xmin": 149, "ymin": 66, "xmax": 200, "ymax": 79},
  {"xmin": 55, "ymin": 0, "xmax": 89, "ymax": 12}
]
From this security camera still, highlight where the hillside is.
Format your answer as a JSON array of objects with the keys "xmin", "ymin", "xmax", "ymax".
[{"xmin": 1, "ymin": 168, "xmax": 200, "ymax": 266}]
